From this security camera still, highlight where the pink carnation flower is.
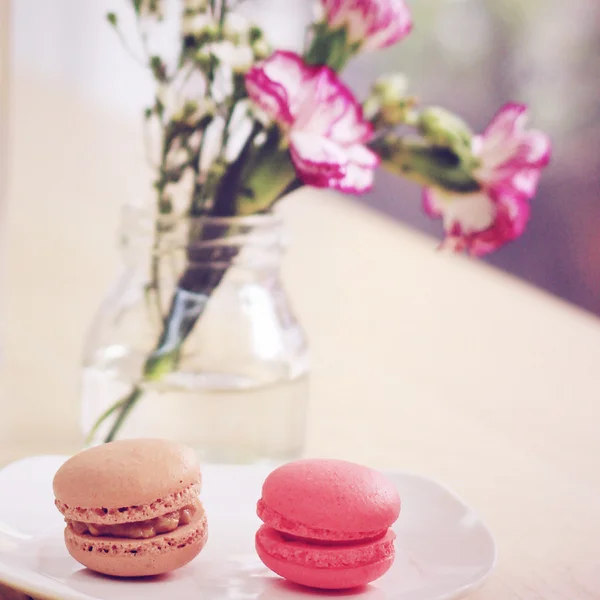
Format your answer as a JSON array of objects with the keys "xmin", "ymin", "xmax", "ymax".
[
  {"xmin": 246, "ymin": 51, "xmax": 379, "ymax": 194},
  {"xmin": 321, "ymin": 0, "xmax": 412, "ymax": 50},
  {"xmin": 424, "ymin": 103, "xmax": 551, "ymax": 256}
]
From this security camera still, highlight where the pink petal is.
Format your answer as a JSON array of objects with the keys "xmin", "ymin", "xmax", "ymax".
[
  {"xmin": 479, "ymin": 103, "xmax": 549, "ymax": 169},
  {"xmin": 294, "ymin": 68, "xmax": 347, "ymax": 134},
  {"xmin": 474, "ymin": 102, "xmax": 551, "ymax": 194},
  {"xmin": 490, "ymin": 167, "xmax": 541, "ymax": 201},
  {"xmin": 329, "ymin": 100, "xmax": 374, "ymax": 145},
  {"xmin": 514, "ymin": 129, "xmax": 551, "ymax": 167},
  {"xmin": 289, "ymin": 131, "xmax": 347, "ymax": 182},
  {"xmin": 245, "ymin": 51, "xmax": 319, "ymax": 125},
  {"xmin": 485, "ymin": 130, "xmax": 551, "ymax": 178},
  {"xmin": 332, "ymin": 144, "xmax": 379, "ymax": 193},
  {"xmin": 335, "ymin": 161, "xmax": 376, "ymax": 194},
  {"xmin": 467, "ymin": 194, "xmax": 530, "ymax": 256},
  {"xmin": 422, "ymin": 187, "xmax": 442, "ymax": 218},
  {"xmin": 245, "ymin": 69, "xmax": 294, "ymax": 124},
  {"xmin": 510, "ymin": 169, "xmax": 541, "ymax": 199},
  {"xmin": 363, "ymin": 0, "xmax": 413, "ymax": 50},
  {"xmin": 321, "ymin": 0, "xmax": 344, "ymax": 23},
  {"xmin": 481, "ymin": 103, "xmax": 528, "ymax": 146},
  {"xmin": 346, "ymin": 143, "xmax": 380, "ymax": 168},
  {"xmin": 297, "ymin": 162, "xmax": 375, "ymax": 194},
  {"xmin": 290, "ymin": 134, "xmax": 378, "ymax": 193},
  {"xmin": 422, "ymin": 188, "xmax": 496, "ymax": 236},
  {"xmin": 294, "ymin": 68, "xmax": 372, "ymax": 145},
  {"xmin": 323, "ymin": 0, "xmax": 412, "ymax": 50},
  {"xmin": 430, "ymin": 189, "xmax": 530, "ymax": 257}
]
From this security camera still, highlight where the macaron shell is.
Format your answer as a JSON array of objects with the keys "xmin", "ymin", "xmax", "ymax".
[
  {"xmin": 64, "ymin": 513, "xmax": 208, "ymax": 577},
  {"xmin": 56, "ymin": 482, "xmax": 201, "ymax": 525},
  {"xmin": 256, "ymin": 538, "xmax": 394, "ymax": 590},
  {"xmin": 260, "ymin": 459, "xmax": 400, "ymax": 536},
  {"xmin": 53, "ymin": 439, "xmax": 200, "ymax": 509},
  {"xmin": 257, "ymin": 499, "xmax": 386, "ymax": 542}
]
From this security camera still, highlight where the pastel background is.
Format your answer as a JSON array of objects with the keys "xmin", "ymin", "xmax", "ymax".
[{"xmin": 6, "ymin": 0, "xmax": 600, "ymax": 314}]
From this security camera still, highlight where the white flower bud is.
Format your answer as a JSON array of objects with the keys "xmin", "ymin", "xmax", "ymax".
[
  {"xmin": 211, "ymin": 63, "xmax": 234, "ymax": 103},
  {"xmin": 182, "ymin": 13, "xmax": 214, "ymax": 37},
  {"xmin": 223, "ymin": 13, "xmax": 249, "ymax": 42},
  {"xmin": 252, "ymin": 39, "xmax": 270, "ymax": 60},
  {"xmin": 418, "ymin": 107, "xmax": 473, "ymax": 155},
  {"xmin": 165, "ymin": 139, "xmax": 189, "ymax": 169},
  {"xmin": 199, "ymin": 117, "xmax": 226, "ymax": 173},
  {"xmin": 139, "ymin": 0, "xmax": 163, "ymax": 18},
  {"xmin": 312, "ymin": 1, "xmax": 325, "ymax": 22},
  {"xmin": 162, "ymin": 168, "xmax": 196, "ymax": 214},
  {"xmin": 187, "ymin": 130, "xmax": 203, "ymax": 153},
  {"xmin": 373, "ymin": 73, "xmax": 408, "ymax": 103},
  {"xmin": 183, "ymin": 0, "xmax": 209, "ymax": 11},
  {"xmin": 158, "ymin": 70, "xmax": 208, "ymax": 123},
  {"xmin": 225, "ymin": 101, "xmax": 254, "ymax": 162},
  {"xmin": 210, "ymin": 40, "xmax": 254, "ymax": 74},
  {"xmin": 365, "ymin": 73, "xmax": 412, "ymax": 125}
]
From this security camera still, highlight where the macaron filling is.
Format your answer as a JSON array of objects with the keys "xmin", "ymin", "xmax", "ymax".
[
  {"xmin": 280, "ymin": 531, "xmax": 387, "ymax": 546},
  {"xmin": 67, "ymin": 499, "xmax": 202, "ymax": 540},
  {"xmin": 256, "ymin": 525, "xmax": 396, "ymax": 568}
]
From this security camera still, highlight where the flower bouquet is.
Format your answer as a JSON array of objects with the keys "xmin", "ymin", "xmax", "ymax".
[{"xmin": 86, "ymin": 0, "xmax": 550, "ymax": 446}]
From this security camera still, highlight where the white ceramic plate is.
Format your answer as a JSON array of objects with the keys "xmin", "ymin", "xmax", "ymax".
[{"xmin": 0, "ymin": 456, "xmax": 495, "ymax": 600}]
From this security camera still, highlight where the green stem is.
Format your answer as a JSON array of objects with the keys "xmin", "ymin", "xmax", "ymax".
[
  {"xmin": 212, "ymin": 121, "xmax": 262, "ymax": 215},
  {"xmin": 231, "ymin": 128, "xmax": 296, "ymax": 214},
  {"xmin": 109, "ymin": 22, "xmax": 147, "ymax": 68},
  {"xmin": 84, "ymin": 398, "xmax": 126, "ymax": 446},
  {"xmin": 87, "ymin": 336, "xmax": 183, "ymax": 444},
  {"xmin": 103, "ymin": 387, "xmax": 143, "ymax": 443},
  {"xmin": 149, "ymin": 127, "xmax": 174, "ymax": 325},
  {"xmin": 150, "ymin": 243, "xmax": 165, "ymax": 325},
  {"xmin": 218, "ymin": 0, "xmax": 227, "ymax": 31},
  {"xmin": 372, "ymin": 136, "xmax": 481, "ymax": 193},
  {"xmin": 304, "ymin": 24, "xmax": 350, "ymax": 71},
  {"xmin": 236, "ymin": 150, "xmax": 296, "ymax": 214}
]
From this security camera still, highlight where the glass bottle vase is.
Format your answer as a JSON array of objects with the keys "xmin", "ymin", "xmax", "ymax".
[{"xmin": 81, "ymin": 207, "xmax": 310, "ymax": 464}]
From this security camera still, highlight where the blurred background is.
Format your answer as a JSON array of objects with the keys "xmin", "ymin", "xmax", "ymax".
[{"xmin": 4, "ymin": 0, "xmax": 600, "ymax": 314}]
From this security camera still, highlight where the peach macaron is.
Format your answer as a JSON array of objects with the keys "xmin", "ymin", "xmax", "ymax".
[
  {"xmin": 53, "ymin": 438, "xmax": 208, "ymax": 577},
  {"xmin": 255, "ymin": 458, "xmax": 401, "ymax": 589}
]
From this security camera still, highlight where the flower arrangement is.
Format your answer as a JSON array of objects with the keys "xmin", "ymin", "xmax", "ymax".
[{"xmin": 88, "ymin": 0, "xmax": 551, "ymax": 443}]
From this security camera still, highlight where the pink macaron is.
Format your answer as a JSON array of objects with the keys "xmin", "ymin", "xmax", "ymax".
[
  {"xmin": 255, "ymin": 458, "xmax": 401, "ymax": 589},
  {"xmin": 53, "ymin": 439, "xmax": 208, "ymax": 578}
]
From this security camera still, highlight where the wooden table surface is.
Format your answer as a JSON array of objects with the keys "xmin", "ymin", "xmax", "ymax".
[{"xmin": 2, "ymin": 73, "xmax": 600, "ymax": 599}]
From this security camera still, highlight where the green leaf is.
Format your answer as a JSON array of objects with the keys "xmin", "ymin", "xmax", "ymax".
[
  {"xmin": 150, "ymin": 55, "xmax": 168, "ymax": 82},
  {"xmin": 144, "ymin": 107, "xmax": 153, "ymax": 120},
  {"xmin": 249, "ymin": 26, "xmax": 263, "ymax": 44},
  {"xmin": 106, "ymin": 12, "xmax": 118, "ymax": 26},
  {"xmin": 155, "ymin": 97, "xmax": 165, "ymax": 119},
  {"xmin": 132, "ymin": 0, "xmax": 142, "ymax": 14}
]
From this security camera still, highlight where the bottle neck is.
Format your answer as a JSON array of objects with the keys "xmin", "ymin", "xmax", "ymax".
[{"xmin": 120, "ymin": 208, "xmax": 285, "ymax": 273}]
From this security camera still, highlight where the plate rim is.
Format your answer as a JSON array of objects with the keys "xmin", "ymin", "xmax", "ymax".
[{"xmin": 0, "ymin": 455, "xmax": 497, "ymax": 600}]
